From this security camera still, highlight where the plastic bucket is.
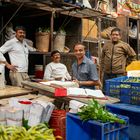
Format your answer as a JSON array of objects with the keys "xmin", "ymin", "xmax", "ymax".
[
  {"xmin": 35, "ymin": 65, "xmax": 44, "ymax": 79},
  {"xmin": 49, "ymin": 110, "xmax": 66, "ymax": 140}
]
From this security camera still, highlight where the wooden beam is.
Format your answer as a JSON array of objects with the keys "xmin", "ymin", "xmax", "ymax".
[{"xmin": 50, "ymin": 11, "xmax": 54, "ymax": 51}]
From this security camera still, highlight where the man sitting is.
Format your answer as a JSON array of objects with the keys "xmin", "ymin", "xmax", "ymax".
[{"xmin": 43, "ymin": 50, "xmax": 71, "ymax": 81}]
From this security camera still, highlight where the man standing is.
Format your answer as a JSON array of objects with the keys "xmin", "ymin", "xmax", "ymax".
[
  {"xmin": 43, "ymin": 50, "xmax": 71, "ymax": 81},
  {"xmin": 72, "ymin": 43, "xmax": 100, "ymax": 89},
  {"xmin": 101, "ymin": 27, "xmax": 136, "ymax": 90},
  {"xmin": 0, "ymin": 26, "xmax": 36, "ymax": 87}
]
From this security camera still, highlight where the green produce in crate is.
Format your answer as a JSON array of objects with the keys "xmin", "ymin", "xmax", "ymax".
[
  {"xmin": 120, "ymin": 77, "xmax": 140, "ymax": 88},
  {"xmin": 120, "ymin": 84, "xmax": 131, "ymax": 88},
  {"xmin": 123, "ymin": 77, "xmax": 140, "ymax": 83},
  {"xmin": 78, "ymin": 99, "xmax": 125, "ymax": 124}
]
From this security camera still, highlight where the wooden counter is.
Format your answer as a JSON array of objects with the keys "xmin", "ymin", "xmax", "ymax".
[
  {"xmin": 0, "ymin": 86, "xmax": 33, "ymax": 99},
  {"xmin": 22, "ymin": 81, "xmax": 120, "ymax": 105}
]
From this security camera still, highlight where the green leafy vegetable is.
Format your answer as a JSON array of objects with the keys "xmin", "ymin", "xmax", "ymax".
[{"xmin": 78, "ymin": 99, "xmax": 125, "ymax": 124}]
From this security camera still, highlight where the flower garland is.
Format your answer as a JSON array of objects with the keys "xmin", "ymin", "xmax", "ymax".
[{"xmin": 125, "ymin": 0, "xmax": 140, "ymax": 13}]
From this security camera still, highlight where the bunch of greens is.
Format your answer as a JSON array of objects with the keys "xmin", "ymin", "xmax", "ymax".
[
  {"xmin": 37, "ymin": 27, "xmax": 50, "ymax": 33},
  {"xmin": 123, "ymin": 77, "xmax": 140, "ymax": 83},
  {"xmin": 78, "ymin": 99, "xmax": 125, "ymax": 124},
  {"xmin": 58, "ymin": 28, "xmax": 66, "ymax": 34}
]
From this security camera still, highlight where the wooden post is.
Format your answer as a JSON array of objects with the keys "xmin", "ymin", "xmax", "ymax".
[
  {"xmin": 0, "ymin": 16, "xmax": 4, "ymax": 46},
  {"xmin": 50, "ymin": 9, "xmax": 54, "ymax": 51},
  {"xmin": 97, "ymin": 17, "xmax": 103, "ymax": 86},
  {"xmin": 137, "ymin": 18, "xmax": 140, "ymax": 59},
  {"xmin": 98, "ymin": 17, "xmax": 102, "ymax": 59}
]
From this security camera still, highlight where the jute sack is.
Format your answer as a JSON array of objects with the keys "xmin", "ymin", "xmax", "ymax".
[
  {"xmin": 54, "ymin": 33, "xmax": 66, "ymax": 52},
  {"xmin": 101, "ymin": 27, "xmax": 115, "ymax": 39},
  {"xmin": 36, "ymin": 32, "xmax": 50, "ymax": 52}
]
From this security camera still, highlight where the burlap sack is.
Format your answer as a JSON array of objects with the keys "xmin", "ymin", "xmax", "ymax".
[
  {"xmin": 36, "ymin": 32, "xmax": 50, "ymax": 52},
  {"xmin": 101, "ymin": 27, "xmax": 116, "ymax": 39}
]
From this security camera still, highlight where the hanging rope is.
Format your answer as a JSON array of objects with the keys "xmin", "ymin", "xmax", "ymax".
[
  {"xmin": 54, "ymin": 9, "xmax": 78, "ymax": 40},
  {"xmin": 0, "ymin": 1, "xmax": 25, "ymax": 35},
  {"xmin": 57, "ymin": 11, "xmax": 71, "ymax": 33},
  {"xmin": 83, "ymin": 19, "xmax": 97, "ymax": 41}
]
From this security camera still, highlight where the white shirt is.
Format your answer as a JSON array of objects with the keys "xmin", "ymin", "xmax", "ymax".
[
  {"xmin": 43, "ymin": 62, "xmax": 71, "ymax": 80},
  {"xmin": 0, "ymin": 37, "xmax": 36, "ymax": 72}
]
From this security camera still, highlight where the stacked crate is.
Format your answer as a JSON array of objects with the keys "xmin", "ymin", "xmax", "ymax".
[{"xmin": 106, "ymin": 76, "xmax": 140, "ymax": 105}]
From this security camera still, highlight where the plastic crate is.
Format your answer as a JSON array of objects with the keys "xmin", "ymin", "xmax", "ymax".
[
  {"xmin": 120, "ymin": 82, "xmax": 140, "ymax": 105},
  {"xmin": 105, "ymin": 76, "xmax": 140, "ymax": 105},
  {"xmin": 66, "ymin": 113, "xmax": 129, "ymax": 140},
  {"xmin": 106, "ymin": 103, "xmax": 140, "ymax": 140},
  {"xmin": 106, "ymin": 76, "xmax": 127, "ymax": 98}
]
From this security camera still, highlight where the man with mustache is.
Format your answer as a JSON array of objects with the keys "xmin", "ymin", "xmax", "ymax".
[
  {"xmin": 43, "ymin": 50, "xmax": 71, "ymax": 81},
  {"xmin": 101, "ymin": 27, "xmax": 136, "ymax": 92},
  {"xmin": 0, "ymin": 26, "xmax": 36, "ymax": 87}
]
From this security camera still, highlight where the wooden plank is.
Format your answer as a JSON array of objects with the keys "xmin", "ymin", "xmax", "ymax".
[
  {"xmin": 22, "ymin": 81, "xmax": 120, "ymax": 105},
  {"xmin": 117, "ymin": 16, "xmax": 128, "ymax": 42},
  {"xmin": 0, "ymin": 86, "xmax": 32, "ymax": 99},
  {"xmin": 0, "ymin": 94, "xmax": 37, "ymax": 106},
  {"xmin": 22, "ymin": 81, "xmax": 55, "ymax": 93},
  {"xmin": 82, "ymin": 18, "xmax": 98, "ymax": 41}
]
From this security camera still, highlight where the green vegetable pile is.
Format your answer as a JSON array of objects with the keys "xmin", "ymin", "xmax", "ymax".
[
  {"xmin": 120, "ymin": 84, "xmax": 131, "ymax": 88},
  {"xmin": 120, "ymin": 77, "xmax": 140, "ymax": 88},
  {"xmin": 78, "ymin": 99, "xmax": 125, "ymax": 124},
  {"xmin": 123, "ymin": 77, "xmax": 140, "ymax": 83},
  {"xmin": 0, "ymin": 123, "xmax": 61, "ymax": 140}
]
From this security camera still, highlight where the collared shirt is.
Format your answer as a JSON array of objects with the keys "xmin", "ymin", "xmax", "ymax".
[
  {"xmin": 0, "ymin": 37, "xmax": 36, "ymax": 72},
  {"xmin": 72, "ymin": 56, "xmax": 98, "ymax": 89},
  {"xmin": 43, "ymin": 62, "xmax": 71, "ymax": 80}
]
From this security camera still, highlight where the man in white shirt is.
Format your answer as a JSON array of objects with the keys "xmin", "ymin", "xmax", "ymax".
[
  {"xmin": 43, "ymin": 50, "xmax": 71, "ymax": 81},
  {"xmin": 0, "ymin": 26, "xmax": 36, "ymax": 87}
]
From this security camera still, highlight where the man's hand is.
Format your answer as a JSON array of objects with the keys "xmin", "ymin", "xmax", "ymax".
[
  {"xmin": 36, "ymin": 49, "xmax": 42, "ymax": 52},
  {"xmin": 73, "ymin": 79, "xmax": 80, "ymax": 85},
  {"xmin": 6, "ymin": 63, "xmax": 18, "ymax": 72}
]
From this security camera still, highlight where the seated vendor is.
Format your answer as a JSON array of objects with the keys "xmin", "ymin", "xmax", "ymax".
[
  {"xmin": 43, "ymin": 50, "xmax": 71, "ymax": 81},
  {"xmin": 72, "ymin": 43, "xmax": 100, "ymax": 89}
]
